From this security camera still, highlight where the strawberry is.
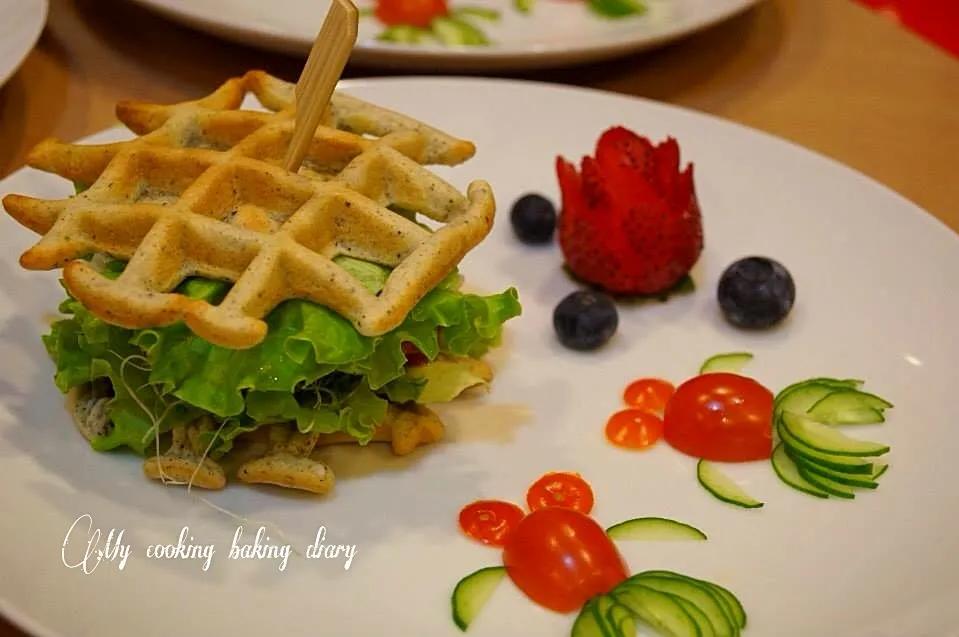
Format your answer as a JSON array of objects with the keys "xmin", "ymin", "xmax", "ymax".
[{"xmin": 555, "ymin": 127, "xmax": 703, "ymax": 296}]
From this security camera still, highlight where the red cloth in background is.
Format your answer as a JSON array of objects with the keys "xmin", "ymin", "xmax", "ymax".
[{"xmin": 854, "ymin": 0, "xmax": 959, "ymax": 58}]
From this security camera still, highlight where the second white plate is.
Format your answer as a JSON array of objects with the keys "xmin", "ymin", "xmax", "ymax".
[{"xmin": 123, "ymin": 0, "xmax": 760, "ymax": 71}]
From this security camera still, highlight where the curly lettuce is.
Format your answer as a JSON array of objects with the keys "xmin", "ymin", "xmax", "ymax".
[{"xmin": 42, "ymin": 257, "xmax": 520, "ymax": 457}]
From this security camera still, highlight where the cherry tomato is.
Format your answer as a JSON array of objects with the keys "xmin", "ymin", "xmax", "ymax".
[
  {"xmin": 457, "ymin": 500, "xmax": 525, "ymax": 547},
  {"xmin": 605, "ymin": 409, "xmax": 664, "ymax": 450},
  {"xmin": 402, "ymin": 341, "xmax": 428, "ymax": 366},
  {"xmin": 503, "ymin": 507, "xmax": 629, "ymax": 613},
  {"xmin": 375, "ymin": 0, "xmax": 447, "ymax": 27},
  {"xmin": 663, "ymin": 372, "xmax": 774, "ymax": 462},
  {"xmin": 526, "ymin": 472, "xmax": 595, "ymax": 515},
  {"xmin": 622, "ymin": 377, "xmax": 675, "ymax": 412}
]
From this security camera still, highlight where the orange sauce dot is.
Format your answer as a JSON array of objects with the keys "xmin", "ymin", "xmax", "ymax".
[
  {"xmin": 605, "ymin": 409, "xmax": 665, "ymax": 450},
  {"xmin": 623, "ymin": 377, "xmax": 676, "ymax": 413}
]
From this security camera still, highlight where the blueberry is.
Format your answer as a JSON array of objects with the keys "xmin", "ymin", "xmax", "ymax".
[
  {"xmin": 510, "ymin": 193, "xmax": 556, "ymax": 244},
  {"xmin": 553, "ymin": 290, "xmax": 619, "ymax": 351},
  {"xmin": 717, "ymin": 256, "xmax": 796, "ymax": 329}
]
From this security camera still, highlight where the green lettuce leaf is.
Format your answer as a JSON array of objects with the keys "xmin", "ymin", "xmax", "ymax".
[
  {"xmin": 404, "ymin": 358, "xmax": 491, "ymax": 403},
  {"xmin": 42, "ymin": 295, "xmax": 201, "ymax": 455},
  {"xmin": 43, "ymin": 258, "xmax": 521, "ymax": 456}
]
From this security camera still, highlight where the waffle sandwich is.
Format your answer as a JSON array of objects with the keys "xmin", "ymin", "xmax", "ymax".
[{"xmin": 3, "ymin": 70, "xmax": 521, "ymax": 495}]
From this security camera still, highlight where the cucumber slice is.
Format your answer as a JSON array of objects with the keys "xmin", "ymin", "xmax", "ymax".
[
  {"xmin": 451, "ymin": 6, "xmax": 500, "ymax": 20},
  {"xmin": 598, "ymin": 595, "xmax": 635, "ymax": 636},
  {"xmin": 774, "ymin": 383, "xmax": 836, "ymax": 420},
  {"xmin": 451, "ymin": 566, "xmax": 506, "ymax": 631},
  {"xmin": 573, "ymin": 596, "xmax": 633, "ymax": 637},
  {"xmin": 806, "ymin": 389, "xmax": 891, "ymax": 425},
  {"xmin": 431, "ymin": 16, "xmax": 489, "ymax": 45},
  {"xmin": 695, "ymin": 581, "xmax": 746, "ymax": 631},
  {"xmin": 775, "ymin": 377, "xmax": 863, "ymax": 401},
  {"xmin": 513, "ymin": 0, "xmax": 534, "ymax": 13},
  {"xmin": 376, "ymin": 25, "xmax": 432, "ymax": 44},
  {"xmin": 587, "ymin": 0, "xmax": 647, "ymax": 18},
  {"xmin": 606, "ymin": 517, "xmax": 707, "ymax": 541},
  {"xmin": 630, "ymin": 575, "xmax": 737, "ymax": 637},
  {"xmin": 571, "ymin": 598, "xmax": 606, "ymax": 637},
  {"xmin": 777, "ymin": 422, "xmax": 876, "ymax": 474},
  {"xmin": 773, "ymin": 378, "xmax": 866, "ymax": 420},
  {"xmin": 674, "ymin": 595, "xmax": 717, "ymax": 637},
  {"xmin": 791, "ymin": 452, "xmax": 881, "ymax": 489},
  {"xmin": 698, "ymin": 352, "xmax": 753, "ymax": 375},
  {"xmin": 639, "ymin": 571, "xmax": 747, "ymax": 630},
  {"xmin": 780, "ymin": 411, "xmax": 889, "ymax": 457},
  {"xmin": 696, "ymin": 460, "xmax": 764, "ymax": 509},
  {"xmin": 794, "ymin": 460, "xmax": 856, "ymax": 499},
  {"xmin": 770, "ymin": 442, "xmax": 830, "ymax": 498},
  {"xmin": 612, "ymin": 583, "xmax": 701, "ymax": 637}
]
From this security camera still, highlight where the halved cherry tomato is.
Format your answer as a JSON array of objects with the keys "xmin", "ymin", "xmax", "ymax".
[
  {"xmin": 374, "ymin": 0, "xmax": 447, "ymax": 28},
  {"xmin": 605, "ymin": 409, "xmax": 664, "ymax": 450},
  {"xmin": 623, "ymin": 377, "xmax": 675, "ymax": 412},
  {"xmin": 663, "ymin": 372, "xmax": 774, "ymax": 462},
  {"xmin": 458, "ymin": 500, "xmax": 524, "ymax": 547},
  {"xmin": 502, "ymin": 507, "xmax": 629, "ymax": 613},
  {"xmin": 525, "ymin": 472, "xmax": 595, "ymax": 515}
]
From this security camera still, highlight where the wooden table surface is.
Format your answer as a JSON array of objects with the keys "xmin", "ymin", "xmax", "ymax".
[{"xmin": 0, "ymin": 0, "xmax": 957, "ymax": 634}]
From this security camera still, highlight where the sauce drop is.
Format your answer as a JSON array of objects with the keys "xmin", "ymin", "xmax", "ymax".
[
  {"xmin": 623, "ymin": 377, "xmax": 675, "ymax": 412},
  {"xmin": 605, "ymin": 409, "xmax": 665, "ymax": 450}
]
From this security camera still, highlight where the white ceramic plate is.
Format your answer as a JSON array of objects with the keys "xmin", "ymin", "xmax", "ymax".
[
  {"xmin": 0, "ymin": 0, "xmax": 47, "ymax": 88},
  {"xmin": 2, "ymin": 78, "xmax": 959, "ymax": 637},
  {"xmin": 122, "ymin": 0, "xmax": 761, "ymax": 71}
]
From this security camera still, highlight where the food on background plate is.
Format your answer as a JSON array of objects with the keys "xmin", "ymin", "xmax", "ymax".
[
  {"xmin": 368, "ymin": 0, "xmax": 649, "ymax": 46},
  {"xmin": 374, "ymin": 2, "xmax": 498, "ymax": 46},
  {"xmin": 450, "ymin": 472, "xmax": 748, "ymax": 636},
  {"xmin": 514, "ymin": 0, "xmax": 648, "ymax": 18},
  {"xmin": 2, "ymin": 69, "xmax": 521, "ymax": 495},
  {"xmin": 605, "ymin": 353, "xmax": 895, "ymax": 508}
]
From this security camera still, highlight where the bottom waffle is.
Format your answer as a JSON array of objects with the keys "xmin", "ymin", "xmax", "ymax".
[{"xmin": 70, "ymin": 383, "xmax": 453, "ymax": 495}]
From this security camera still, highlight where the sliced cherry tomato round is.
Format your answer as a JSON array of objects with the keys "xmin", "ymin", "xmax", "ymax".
[
  {"xmin": 605, "ymin": 409, "xmax": 664, "ymax": 450},
  {"xmin": 374, "ymin": 0, "xmax": 447, "ymax": 27},
  {"xmin": 458, "ymin": 500, "xmax": 525, "ymax": 547},
  {"xmin": 663, "ymin": 372, "xmax": 774, "ymax": 462},
  {"xmin": 622, "ymin": 377, "xmax": 675, "ymax": 412},
  {"xmin": 525, "ymin": 472, "xmax": 595, "ymax": 515},
  {"xmin": 503, "ymin": 507, "xmax": 629, "ymax": 614}
]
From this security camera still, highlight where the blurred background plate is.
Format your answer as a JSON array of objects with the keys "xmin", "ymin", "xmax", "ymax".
[
  {"xmin": 122, "ymin": 0, "xmax": 762, "ymax": 71},
  {"xmin": 0, "ymin": 0, "xmax": 48, "ymax": 88}
]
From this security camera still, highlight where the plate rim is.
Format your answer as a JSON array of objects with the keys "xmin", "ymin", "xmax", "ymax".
[{"xmin": 1, "ymin": 75, "xmax": 958, "ymax": 637}]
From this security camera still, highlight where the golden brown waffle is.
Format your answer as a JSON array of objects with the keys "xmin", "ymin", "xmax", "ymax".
[{"xmin": 3, "ymin": 70, "xmax": 495, "ymax": 349}]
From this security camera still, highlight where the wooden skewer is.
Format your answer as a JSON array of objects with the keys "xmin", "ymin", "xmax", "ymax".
[{"xmin": 283, "ymin": 0, "xmax": 359, "ymax": 173}]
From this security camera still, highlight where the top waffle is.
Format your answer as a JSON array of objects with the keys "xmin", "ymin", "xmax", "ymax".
[{"xmin": 3, "ymin": 70, "xmax": 496, "ymax": 349}]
